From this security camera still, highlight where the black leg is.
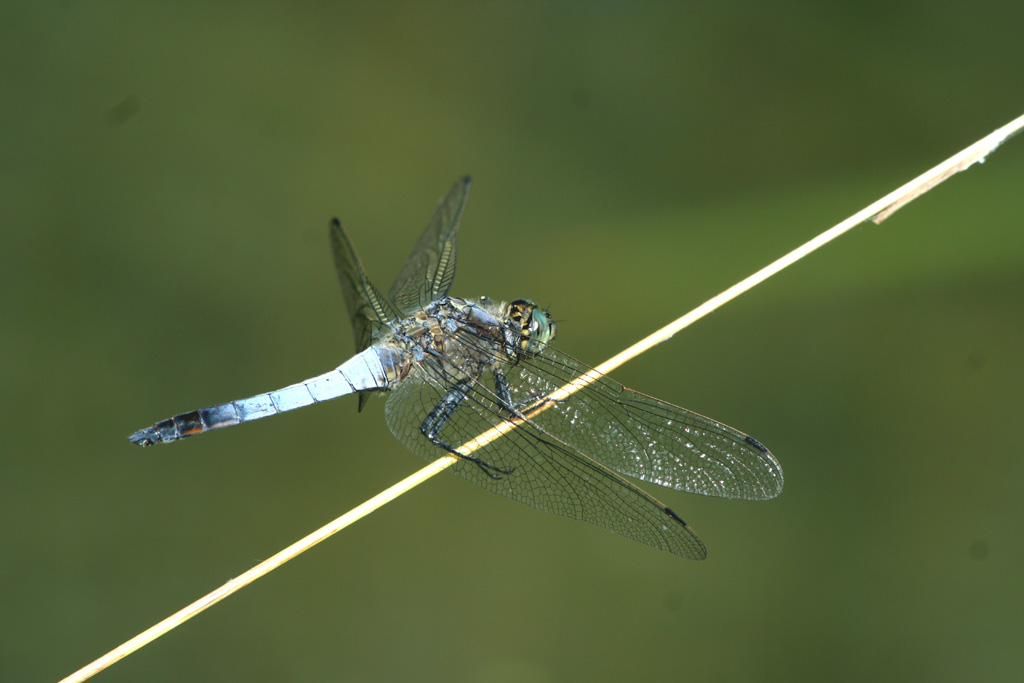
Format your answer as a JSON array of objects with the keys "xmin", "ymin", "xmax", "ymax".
[
  {"xmin": 493, "ymin": 367, "xmax": 559, "ymax": 418},
  {"xmin": 493, "ymin": 367, "xmax": 516, "ymax": 413},
  {"xmin": 420, "ymin": 377, "xmax": 513, "ymax": 479}
]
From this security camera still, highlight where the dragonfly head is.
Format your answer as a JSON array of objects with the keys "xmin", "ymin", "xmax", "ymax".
[{"xmin": 506, "ymin": 299, "xmax": 557, "ymax": 356}]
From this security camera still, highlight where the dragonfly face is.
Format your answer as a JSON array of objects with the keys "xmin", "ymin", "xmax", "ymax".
[
  {"xmin": 505, "ymin": 299, "xmax": 557, "ymax": 355},
  {"xmin": 129, "ymin": 176, "xmax": 783, "ymax": 559}
]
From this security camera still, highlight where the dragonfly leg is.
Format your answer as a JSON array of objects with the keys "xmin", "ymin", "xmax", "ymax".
[
  {"xmin": 493, "ymin": 368, "xmax": 560, "ymax": 417},
  {"xmin": 421, "ymin": 377, "xmax": 513, "ymax": 479},
  {"xmin": 493, "ymin": 368, "xmax": 517, "ymax": 413}
]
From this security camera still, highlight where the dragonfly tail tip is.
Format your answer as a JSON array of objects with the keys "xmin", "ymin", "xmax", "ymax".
[{"xmin": 127, "ymin": 428, "xmax": 160, "ymax": 447}]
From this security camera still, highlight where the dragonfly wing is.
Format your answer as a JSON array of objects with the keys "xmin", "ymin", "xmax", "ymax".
[
  {"xmin": 388, "ymin": 177, "xmax": 470, "ymax": 316},
  {"xmin": 330, "ymin": 218, "xmax": 400, "ymax": 349},
  {"xmin": 330, "ymin": 218, "xmax": 401, "ymax": 409},
  {"xmin": 501, "ymin": 344, "xmax": 785, "ymax": 501},
  {"xmin": 382, "ymin": 347, "xmax": 707, "ymax": 559}
]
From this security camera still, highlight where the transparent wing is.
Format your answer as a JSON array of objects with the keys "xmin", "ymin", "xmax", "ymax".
[
  {"xmin": 388, "ymin": 177, "xmax": 470, "ymax": 316},
  {"xmin": 330, "ymin": 217, "xmax": 401, "ymax": 353},
  {"xmin": 507, "ymin": 342, "xmax": 784, "ymax": 501},
  {"xmin": 384, "ymin": 357, "xmax": 708, "ymax": 559},
  {"xmin": 330, "ymin": 218, "xmax": 401, "ymax": 410},
  {"xmin": 382, "ymin": 322, "xmax": 782, "ymax": 557}
]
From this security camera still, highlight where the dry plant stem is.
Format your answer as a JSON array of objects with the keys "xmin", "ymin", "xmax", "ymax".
[
  {"xmin": 60, "ymin": 112, "xmax": 1024, "ymax": 683},
  {"xmin": 58, "ymin": 461, "xmax": 451, "ymax": 683}
]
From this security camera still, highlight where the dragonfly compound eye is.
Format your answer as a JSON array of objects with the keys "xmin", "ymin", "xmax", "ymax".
[
  {"xmin": 528, "ymin": 306, "xmax": 556, "ymax": 351},
  {"xmin": 507, "ymin": 299, "xmax": 556, "ymax": 355}
]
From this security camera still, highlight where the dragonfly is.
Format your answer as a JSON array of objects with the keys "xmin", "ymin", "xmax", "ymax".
[{"xmin": 129, "ymin": 177, "xmax": 783, "ymax": 559}]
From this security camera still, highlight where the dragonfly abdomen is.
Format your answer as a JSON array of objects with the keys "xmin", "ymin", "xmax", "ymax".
[{"xmin": 128, "ymin": 346, "xmax": 401, "ymax": 446}]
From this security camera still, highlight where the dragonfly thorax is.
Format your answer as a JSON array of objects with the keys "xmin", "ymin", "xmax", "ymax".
[{"xmin": 380, "ymin": 297, "xmax": 513, "ymax": 387}]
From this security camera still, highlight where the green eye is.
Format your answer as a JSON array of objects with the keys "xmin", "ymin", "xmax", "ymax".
[
  {"xmin": 507, "ymin": 299, "xmax": 557, "ymax": 355},
  {"xmin": 527, "ymin": 306, "xmax": 556, "ymax": 352}
]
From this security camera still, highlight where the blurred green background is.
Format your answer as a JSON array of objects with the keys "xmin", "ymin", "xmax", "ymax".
[{"xmin": 3, "ymin": 3, "xmax": 1023, "ymax": 682}]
